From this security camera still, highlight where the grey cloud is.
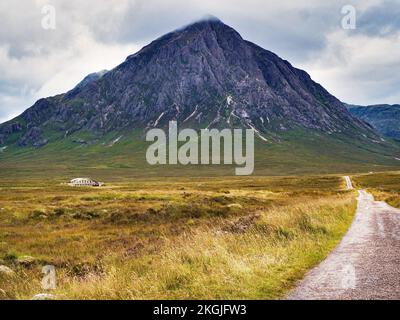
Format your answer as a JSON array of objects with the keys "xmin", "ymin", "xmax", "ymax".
[
  {"xmin": 357, "ymin": 0, "xmax": 400, "ymax": 37},
  {"xmin": 86, "ymin": 1, "xmax": 346, "ymax": 63}
]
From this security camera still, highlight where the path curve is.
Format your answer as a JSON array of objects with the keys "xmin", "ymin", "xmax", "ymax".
[{"xmin": 287, "ymin": 181, "xmax": 400, "ymax": 300}]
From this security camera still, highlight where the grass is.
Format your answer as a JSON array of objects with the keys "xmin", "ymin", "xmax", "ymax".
[
  {"xmin": 353, "ymin": 171, "xmax": 400, "ymax": 208},
  {"xmin": 0, "ymin": 175, "xmax": 357, "ymax": 300},
  {"xmin": 1, "ymin": 128, "xmax": 400, "ymax": 181}
]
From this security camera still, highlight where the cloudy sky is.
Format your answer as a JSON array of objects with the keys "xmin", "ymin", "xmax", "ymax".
[{"xmin": 0, "ymin": 0, "xmax": 399, "ymax": 123}]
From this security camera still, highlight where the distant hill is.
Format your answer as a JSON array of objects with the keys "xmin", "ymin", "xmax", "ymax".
[{"xmin": 346, "ymin": 104, "xmax": 400, "ymax": 140}]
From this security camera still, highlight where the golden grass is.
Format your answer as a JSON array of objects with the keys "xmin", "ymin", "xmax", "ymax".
[
  {"xmin": 353, "ymin": 172, "xmax": 400, "ymax": 208},
  {"xmin": 0, "ymin": 176, "xmax": 356, "ymax": 300},
  {"xmin": 57, "ymin": 196, "xmax": 355, "ymax": 300}
]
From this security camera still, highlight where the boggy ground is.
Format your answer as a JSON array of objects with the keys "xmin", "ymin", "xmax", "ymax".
[{"xmin": 0, "ymin": 175, "xmax": 357, "ymax": 299}]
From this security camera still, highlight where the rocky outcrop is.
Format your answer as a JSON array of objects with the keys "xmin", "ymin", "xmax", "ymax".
[
  {"xmin": 0, "ymin": 265, "xmax": 14, "ymax": 276},
  {"xmin": 15, "ymin": 255, "xmax": 37, "ymax": 267},
  {"xmin": 18, "ymin": 127, "xmax": 48, "ymax": 147},
  {"xmin": 0, "ymin": 122, "xmax": 23, "ymax": 135},
  {"xmin": 31, "ymin": 293, "xmax": 57, "ymax": 300}
]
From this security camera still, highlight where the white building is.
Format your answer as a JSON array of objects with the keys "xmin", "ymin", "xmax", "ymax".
[{"xmin": 69, "ymin": 178, "xmax": 103, "ymax": 187}]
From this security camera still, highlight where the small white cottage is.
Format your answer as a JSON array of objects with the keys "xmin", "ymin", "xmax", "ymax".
[{"xmin": 69, "ymin": 178, "xmax": 103, "ymax": 187}]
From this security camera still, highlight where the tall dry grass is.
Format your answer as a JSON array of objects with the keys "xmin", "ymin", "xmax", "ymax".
[
  {"xmin": 0, "ymin": 176, "xmax": 356, "ymax": 300},
  {"xmin": 47, "ymin": 195, "xmax": 356, "ymax": 300}
]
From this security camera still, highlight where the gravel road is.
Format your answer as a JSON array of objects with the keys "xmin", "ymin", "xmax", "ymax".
[
  {"xmin": 344, "ymin": 176, "xmax": 354, "ymax": 190},
  {"xmin": 287, "ymin": 179, "xmax": 400, "ymax": 300}
]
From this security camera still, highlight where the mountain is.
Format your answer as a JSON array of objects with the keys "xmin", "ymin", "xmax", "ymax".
[
  {"xmin": 0, "ymin": 17, "xmax": 399, "ymax": 177},
  {"xmin": 0, "ymin": 17, "xmax": 377, "ymax": 145},
  {"xmin": 73, "ymin": 70, "xmax": 108, "ymax": 91},
  {"xmin": 346, "ymin": 104, "xmax": 400, "ymax": 140}
]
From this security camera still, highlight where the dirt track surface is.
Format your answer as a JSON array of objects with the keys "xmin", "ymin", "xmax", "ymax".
[
  {"xmin": 287, "ymin": 189, "xmax": 400, "ymax": 300},
  {"xmin": 344, "ymin": 176, "xmax": 354, "ymax": 190}
]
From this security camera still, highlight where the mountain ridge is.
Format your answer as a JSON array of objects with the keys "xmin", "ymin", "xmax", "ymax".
[
  {"xmin": 0, "ymin": 17, "xmax": 399, "ymax": 176},
  {"xmin": 0, "ymin": 17, "xmax": 377, "ymax": 147},
  {"xmin": 346, "ymin": 103, "xmax": 400, "ymax": 140}
]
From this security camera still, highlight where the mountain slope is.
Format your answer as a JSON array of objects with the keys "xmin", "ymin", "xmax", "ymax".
[
  {"xmin": 73, "ymin": 70, "xmax": 108, "ymax": 91},
  {"xmin": 0, "ymin": 17, "xmax": 399, "ymax": 176},
  {"xmin": 347, "ymin": 104, "xmax": 400, "ymax": 140},
  {"xmin": 1, "ymin": 18, "xmax": 376, "ymax": 145}
]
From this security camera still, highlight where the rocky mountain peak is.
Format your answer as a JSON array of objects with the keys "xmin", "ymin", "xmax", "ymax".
[{"xmin": 0, "ymin": 17, "xmax": 378, "ymax": 147}]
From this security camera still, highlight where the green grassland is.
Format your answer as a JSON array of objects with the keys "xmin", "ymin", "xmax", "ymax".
[
  {"xmin": 1, "ymin": 126, "xmax": 399, "ymax": 299},
  {"xmin": 0, "ymin": 175, "xmax": 357, "ymax": 299},
  {"xmin": 1, "ymin": 128, "xmax": 400, "ymax": 182}
]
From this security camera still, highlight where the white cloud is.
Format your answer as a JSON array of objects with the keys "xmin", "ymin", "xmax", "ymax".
[
  {"xmin": 0, "ymin": 1, "xmax": 141, "ymax": 123},
  {"xmin": 34, "ymin": 31, "xmax": 141, "ymax": 100},
  {"xmin": 302, "ymin": 29, "xmax": 400, "ymax": 105}
]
